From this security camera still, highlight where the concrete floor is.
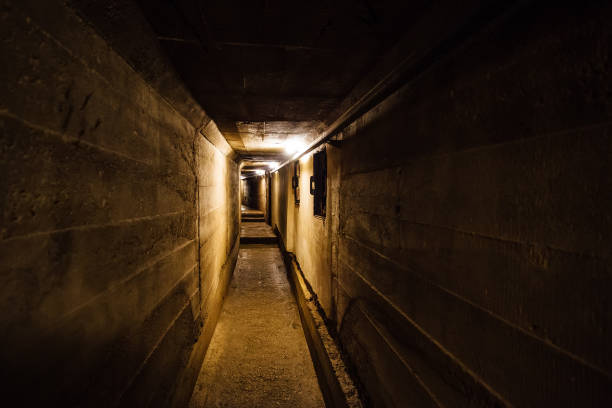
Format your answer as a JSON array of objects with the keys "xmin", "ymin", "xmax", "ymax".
[{"xmin": 188, "ymin": 245, "xmax": 325, "ymax": 408}]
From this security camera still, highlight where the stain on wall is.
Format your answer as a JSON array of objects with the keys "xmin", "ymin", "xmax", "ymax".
[
  {"xmin": 0, "ymin": 1, "xmax": 239, "ymax": 406},
  {"xmin": 270, "ymin": 2, "xmax": 612, "ymax": 406}
]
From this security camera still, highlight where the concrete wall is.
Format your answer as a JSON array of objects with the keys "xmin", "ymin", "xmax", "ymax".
[
  {"xmin": 0, "ymin": 1, "xmax": 239, "ymax": 406},
  {"xmin": 271, "ymin": 149, "xmax": 340, "ymax": 318},
  {"xmin": 271, "ymin": 3, "xmax": 612, "ymax": 407}
]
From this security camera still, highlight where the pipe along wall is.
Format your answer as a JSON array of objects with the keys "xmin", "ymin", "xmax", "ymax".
[
  {"xmin": 1, "ymin": 1, "xmax": 239, "ymax": 406},
  {"xmin": 270, "ymin": 3, "xmax": 612, "ymax": 407}
]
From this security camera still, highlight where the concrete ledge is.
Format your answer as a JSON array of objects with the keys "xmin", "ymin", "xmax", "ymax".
[{"xmin": 277, "ymin": 231, "xmax": 363, "ymax": 408}]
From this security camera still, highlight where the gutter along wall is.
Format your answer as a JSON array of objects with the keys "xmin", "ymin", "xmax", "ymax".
[
  {"xmin": 0, "ymin": 1, "xmax": 239, "ymax": 406},
  {"xmin": 270, "ymin": 3, "xmax": 612, "ymax": 406}
]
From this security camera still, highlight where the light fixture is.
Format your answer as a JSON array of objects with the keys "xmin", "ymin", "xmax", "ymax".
[
  {"xmin": 266, "ymin": 161, "xmax": 279, "ymax": 169},
  {"xmin": 255, "ymin": 169, "xmax": 265, "ymax": 175},
  {"xmin": 284, "ymin": 139, "xmax": 306, "ymax": 155}
]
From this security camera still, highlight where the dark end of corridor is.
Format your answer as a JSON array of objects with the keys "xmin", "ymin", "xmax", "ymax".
[{"xmin": 1, "ymin": 1, "xmax": 612, "ymax": 407}]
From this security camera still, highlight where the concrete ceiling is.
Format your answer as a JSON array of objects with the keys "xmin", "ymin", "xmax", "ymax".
[{"xmin": 135, "ymin": 0, "xmax": 422, "ymax": 160}]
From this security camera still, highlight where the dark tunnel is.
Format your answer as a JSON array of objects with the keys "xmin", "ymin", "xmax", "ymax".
[{"xmin": 1, "ymin": 1, "xmax": 611, "ymax": 407}]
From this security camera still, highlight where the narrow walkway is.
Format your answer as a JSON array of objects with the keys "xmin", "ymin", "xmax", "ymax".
[{"xmin": 188, "ymin": 233, "xmax": 325, "ymax": 407}]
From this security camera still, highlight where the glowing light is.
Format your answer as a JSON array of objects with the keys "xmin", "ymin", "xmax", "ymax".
[
  {"xmin": 266, "ymin": 161, "xmax": 279, "ymax": 169},
  {"xmin": 284, "ymin": 139, "xmax": 306, "ymax": 155},
  {"xmin": 255, "ymin": 169, "xmax": 265, "ymax": 175}
]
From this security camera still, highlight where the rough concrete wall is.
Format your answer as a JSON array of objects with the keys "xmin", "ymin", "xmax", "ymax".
[
  {"xmin": 336, "ymin": 3, "xmax": 612, "ymax": 407},
  {"xmin": 271, "ymin": 148, "xmax": 340, "ymax": 322},
  {"xmin": 196, "ymin": 140, "xmax": 239, "ymax": 321},
  {"xmin": 271, "ymin": 2, "xmax": 612, "ymax": 407},
  {"xmin": 0, "ymin": 1, "xmax": 239, "ymax": 406}
]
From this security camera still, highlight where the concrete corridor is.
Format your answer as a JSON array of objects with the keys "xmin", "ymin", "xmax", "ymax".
[{"xmin": 2, "ymin": 1, "xmax": 612, "ymax": 407}]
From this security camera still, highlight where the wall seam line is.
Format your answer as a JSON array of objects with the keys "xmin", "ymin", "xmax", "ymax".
[
  {"xmin": 360, "ymin": 307, "xmax": 445, "ymax": 408},
  {"xmin": 1, "ymin": 210, "xmax": 188, "ymax": 243},
  {"xmin": 0, "ymin": 109, "xmax": 155, "ymax": 167},
  {"xmin": 115, "ymin": 297, "xmax": 192, "ymax": 406},
  {"xmin": 346, "ymin": 211, "xmax": 608, "ymax": 260},
  {"xmin": 51, "ymin": 240, "xmax": 196, "ymax": 328},
  {"xmin": 341, "ymin": 120, "xmax": 612, "ymax": 179},
  {"xmin": 338, "ymin": 258, "xmax": 513, "ymax": 406},
  {"xmin": 11, "ymin": 1, "xmax": 233, "ymax": 158},
  {"xmin": 341, "ymin": 235, "xmax": 612, "ymax": 380}
]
